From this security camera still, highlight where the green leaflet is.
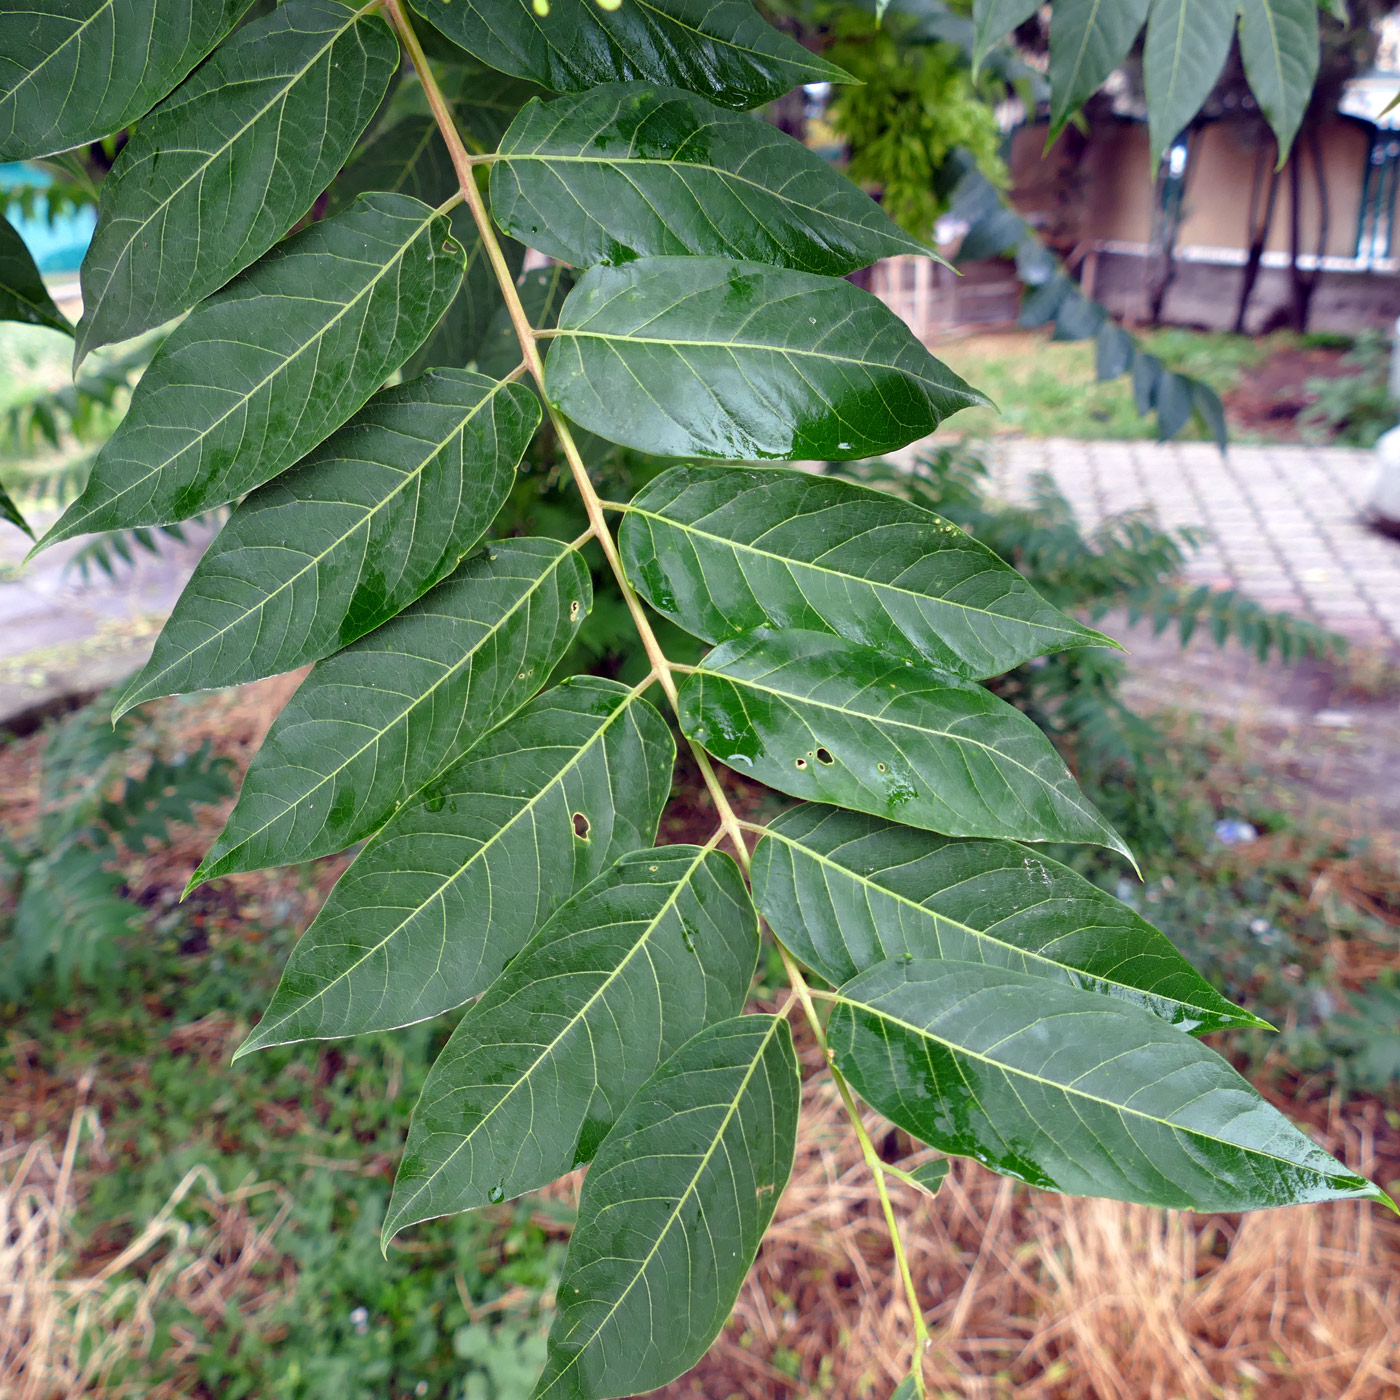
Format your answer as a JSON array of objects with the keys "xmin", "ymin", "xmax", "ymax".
[
  {"xmin": 751, "ymin": 804, "xmax": 1257, "ymax": 1033},
  {"xmin": 618, "ymin": 464, "xmax": 1113, "ymax": 679},
  {"xmin": 237, "ymin": 678, "xmax": 675, "ymax": 1056},
  {"xmin": 191, "ymin": 538, "xmax": 590, "ymax": 886},
  {"xmin": 117, "ymin": 370, "xmax": 539, "ymax": 713},
  {"xmin": 544, "ymin": 258, "xmax": 985, "ymax": 460},
  {"xmin": 491, "ymin": 83, "xmax": 928, "ymax": 275},
  {"xmin": 0, "ymin": 216, "xmax": 71, "ymax": 336},
  {"xmin": 971, "ymin": 0, "xmax": 1042, "ymax": 76},
  {"xmin": 828, "ymin": 959, "xmax": 1392, "ymax": 1212},
  {"xmin": 535, "ymin": 1014, "xmax": 798, "ymax": 1400},
  {"xmin": 402, "ymin": 210, "xmax": 526, "ymax": 382},
  {"xmin": 1047, "ymin": 0, "xmax": 1149, "ymax": 140},
  {"xmin": 0, "ymin": 480, "xmax": 32, "ymax": 540},
  {"xmin": 75, "ymin": 0, "xmax": 398, "ymax": 360},
  {"xmin": 904, "ymin": 1159, "xmax": 949, "ymax": 1198},
  {"xmin": 1143, "ymin": 0, "xmax": 1237, "ymax": 167},
  {"xmin": 0, "ymin": 0, "xmax": 250, "ymax": 161},
  {"xmin": 38, "ymin": 195, "xmax": 463, "ymax": 552},
  {"xmin": 385, "ymin": 844, "xmax": 758, "ymax": 1236},
  {"xmin": 680, "ymin": 629, "xmax": 1131, "ymax": 860},
  {"xmin": 1238, "ymin": 0, "xmax": 1320, "ymax": 160},
  {"xmin": 409, "ymin": 0, "xmax": 848, "ymax": 111}
]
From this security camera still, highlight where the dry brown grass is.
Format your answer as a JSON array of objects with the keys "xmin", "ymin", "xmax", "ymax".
[
  {"xmin": 0, "ymin": 1078, "xmax": 290, "ymax": 1400},
  {"xmin": 664, "ymin": 1040, "xmax": 1400, "ymax": 1400}
]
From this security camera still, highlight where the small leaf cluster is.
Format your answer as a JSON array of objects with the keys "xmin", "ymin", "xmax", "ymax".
[
  {"xmin": 972, "ymin": 0, "xmax": 1322, "ymax": 165},
  {"xmin": 1, "ymin": 2, "xmax": 1389, "ymax": 1394},
  {"xmin": 0, "ymin": 695, "xmax": 233, "ymax": 996}
]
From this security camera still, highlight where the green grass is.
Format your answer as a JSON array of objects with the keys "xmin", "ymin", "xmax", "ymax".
[
  {"xmin": 1, "ymin": 875, "xmax": 564, "ymax": 1400},
  {"xmin": 932, "ymin": 327, "xmax": 1276, "ymax": 442}
]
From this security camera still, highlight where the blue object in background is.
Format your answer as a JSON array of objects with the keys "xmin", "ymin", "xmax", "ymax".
[{"xmin": 2, "ymin": 161, "xmax": 95, "ymax": 275}]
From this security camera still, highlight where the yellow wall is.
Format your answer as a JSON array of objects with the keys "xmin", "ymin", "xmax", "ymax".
[{"xmin": 1008, "ymin": 117, "xmax": 1381, "ymax": 260}]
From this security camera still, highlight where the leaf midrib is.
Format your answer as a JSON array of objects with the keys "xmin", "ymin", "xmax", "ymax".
[
  {"xmin": 1, "ymin": 0, "xmax": 116, "ymax": 113},
  {"xmin": 130, "ymin": 381, "xmax": 509, "ymax": 702},
  {"xmin": 626, "ymin": 501, "xmax": 1088, "ymax": 643},
  {"xmin": 695, "ymin": 660, "xmax": 1106, "ymax": 830},
  {"xmin": 390, "ymin": 845, "xmax": 715, "ymax": 1228},
  {"xmin": 835, "ymin": 987, "xmax": 1345, "ymax": 1177},
  {"xmin": 253, "ymin": 682, "xmax": 646, "ymax": 1046},
  {"xmin": 497, "ymin": 149, "xmax": 918, "ymax": 245},
  {"xmin": 64, "ymin": 201, "xmax": 442, "ymax": 536},
  {"xmin": 203, "ymin": 543, "xmax": 578, "ymax": 871},
  {"xmin": 555, "ymin": 327, "xmax": 933, "ymax": 379},
  {"xmin": 760, "ymin": 827, "xmax": 1218, "ymax": 1016},
  {"xmin": 547, "ymin": 1015, "xmax": 785, "ymax": 1393}
]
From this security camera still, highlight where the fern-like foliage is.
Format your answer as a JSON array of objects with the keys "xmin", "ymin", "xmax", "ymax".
[{"xmin": 0, "ymin": 698, "xmax": 232, "ymax": 997}]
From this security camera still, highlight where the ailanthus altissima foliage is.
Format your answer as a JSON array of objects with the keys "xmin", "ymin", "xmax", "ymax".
[{"xmin": 1, "ymin": 1, "xmax": 1389, "ymax": 1394}]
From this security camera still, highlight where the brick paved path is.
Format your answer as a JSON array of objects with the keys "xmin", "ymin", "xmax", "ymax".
[{"xmin": 986, "ymin": 438, "xmax": 1400, "ymax": 650}]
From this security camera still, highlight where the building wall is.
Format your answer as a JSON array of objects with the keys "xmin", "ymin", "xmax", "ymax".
[{"xmin": 1008, "ymin": 116, "xmax": 1383, "ymax": 261}]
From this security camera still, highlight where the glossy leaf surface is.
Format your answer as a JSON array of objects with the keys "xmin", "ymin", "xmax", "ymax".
[
  {"xmin": 118, "ymin": 370, "xmax": 538, "ymax": 712},
  {"xmin": 1, "ymin": 216, "xmax": 71, "ymax": 335},
  {"xmin": 829, "ymin": 959, "xmax": 1391, "ymax": 1212},
  {"xmin": 43, "ymin": 195, "xmax": 464, "ymax": 549},
  {"xmin": 76, "ymin": 0, "xmax": 398, "ymax": 359},
  {"xmin": 492, "ymin": 83, "xmax": 927, "ymax": 274},
  {"xmin": 1143, "ymin": 0, "xmax": 1237, "ymax": 166},
  {"xmin": 536, "ymin": 1014, "xmax": 799, "ymax": 1400},
  {"xmin": 545, "ymin": 258, "xmax": 984, "ymax": 460},
  {"xmin": 619, "ymin": 464, "xmax": 1112, "ymax": 678},
  {"xmin": 193, "ymin": 539, "xmax": 589, "ymax": 884},
  {"xmin": 386, "ymin": 845, "xmax": 758, "ymax": 1235},
  {"xmin": 1048, "ymin": 0, "xmax": 1149, "ymax": 139},
  {"xmin": 1238, "ymin": 0, "xmax": 1320, "ymax": 159},
  {"xmin": 0, "ymin": 0, "xmax": 249, "ymax": 160},
  {"xmin": 409, "ymin": 0, "xmax": 847, "ymax": 110},
  {"xmin": 238, "ymin": 678, "xmax": 674, "ymax": 1054},
  {"xmin": 680, "ymin": 630, "xmax": 1130, "ymax": 859},
  {"xmin": 752, "ymin": 804, "xmax": 1255, "ymax": 1032}
]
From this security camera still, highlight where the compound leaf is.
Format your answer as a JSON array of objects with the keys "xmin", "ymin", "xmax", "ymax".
[
  {"xmin": 619, "ymin": 464, "xmax": 1113, "ymax": 678},
  {"xmin": 76, "ymin": 0, "xmax": 398, "ymax": 359},
  {"xmin": 1048, "ymin": 0, "xmax": 1149, "ymax": 140},
  {"xmin": 385, "ymin": 844, "xmax": 758, "ymax": 1236},
  {"xmin": 828, "ymin": 959, "xmax": 1392, "ymax": 1212},
  {"xmin": 0, "ymin": 0, "xmax": 250, "ymax": 160},
  {"xmin": 544, "ymin": 257, "xmax": 985, "ymax": 460},
  {"xmin": 535, "ymin": 1014, "xmax": 799, "ymax": 1400},
  {"xmin": 1, "ymin": 216, "xmax": 71, "ymax": 335},
  {"xmin": 410, "ymin": 0, "xmax": 848, "ymax": 111},
  {"xmin": 491, "ymin": 82, "xmax": 927, "ymax": 275},
  {"xmin": 752, "ymin": 804, "xmax": 1258, "ymax": 1033},
  {"xmin": 1238, "ymin": 0, "xmax": 1320, "ymax": 160},
  {"xmin": 238, "ymin": 677, "xmax": 675, "ymax": 1055},
  {"xmin": 118, "ymin": 370, "xmax": 538, "ymax": 712},
  {"xmin": 679, "ymin": 629, "xmax": 1131, "ymax": 860},
  {"xmin": 192, "ymin": 538, "xmax": 590, "ymax": 885},
  {"xmin": 41, "ymin": 194, "xmax": 464, "ymax": 550}
]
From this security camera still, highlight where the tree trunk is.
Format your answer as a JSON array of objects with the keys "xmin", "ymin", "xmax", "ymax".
[
  {"xmin": 1288, "ymin": 123, "xmax": 1329, "ymax": 332},
  {"xmin": 1234, "ymin": 140, "xmax": 1280, "ymax": 334}
]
